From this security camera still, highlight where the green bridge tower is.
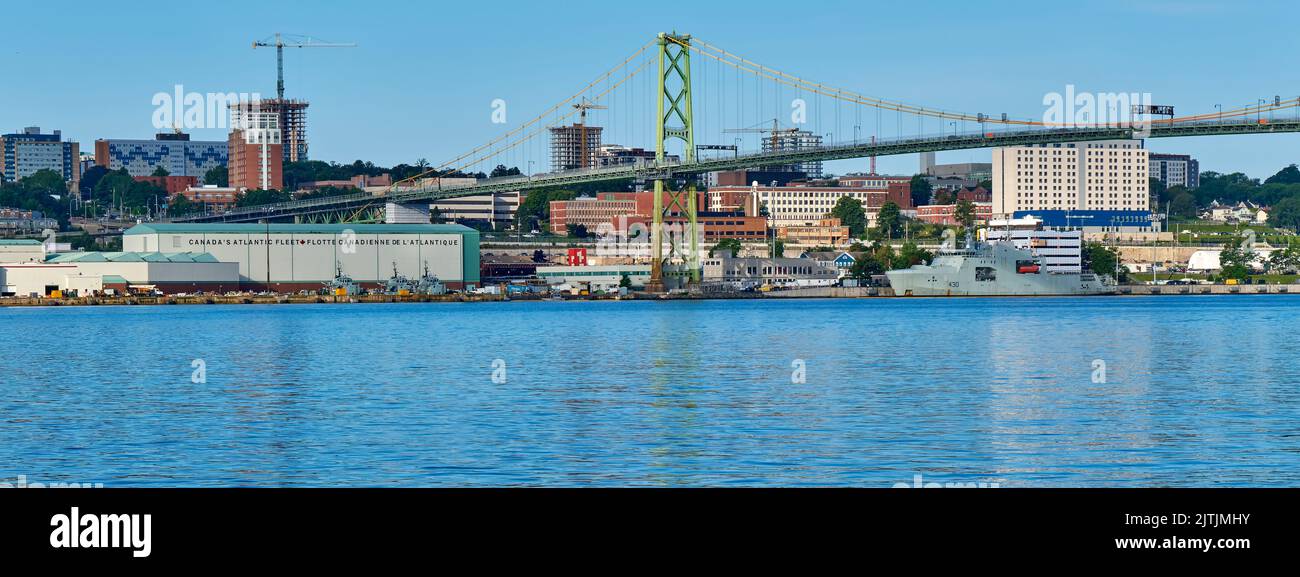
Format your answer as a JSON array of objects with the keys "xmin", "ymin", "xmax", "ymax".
[{"xmin": 647, "ymin": 32, "xmax": 699, "ymax": 292}]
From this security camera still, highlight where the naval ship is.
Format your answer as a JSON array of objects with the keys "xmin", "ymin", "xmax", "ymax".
[{"xmin": 886, "ymin": 232, "xmax": 1115, "ymax": 296}]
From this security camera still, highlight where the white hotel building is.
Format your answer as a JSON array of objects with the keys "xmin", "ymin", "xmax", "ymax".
[{"xmin": 992, "ymin": 140, "xmax": 1149, "ymax": 216}]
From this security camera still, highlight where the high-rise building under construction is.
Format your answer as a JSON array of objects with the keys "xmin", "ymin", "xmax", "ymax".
[
  {"xmin": 236, "ymin": 99, "xmax": 309, "ymax": 163},
  {"xmin": 549, "ymin": 124, "xmax": 602, "ymax": 171}
]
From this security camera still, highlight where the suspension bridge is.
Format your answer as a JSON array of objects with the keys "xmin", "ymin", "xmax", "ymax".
[{"xmin": 167, "ymin": 32, "xmax": 1300, "ymax": 287}]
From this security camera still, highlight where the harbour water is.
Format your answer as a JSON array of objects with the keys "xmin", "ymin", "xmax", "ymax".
[{"xmin": 2, "ymin": 296, "xmax": 1298, "ymax": 487}]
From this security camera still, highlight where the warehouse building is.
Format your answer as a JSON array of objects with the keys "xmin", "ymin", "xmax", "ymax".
[
  {"xmin": 0, "ymin": 246, "xmax": 239, "ymax": 297},
  {"xmin": 122, "ymin": 223, "xmax": 480, "ymax": 291}
]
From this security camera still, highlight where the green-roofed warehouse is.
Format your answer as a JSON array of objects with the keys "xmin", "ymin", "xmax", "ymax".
[
  {"xmin": 123, "ymin": 223, "xmax": 480, "ymax": 291},
  {"xmin": 1, "ymin": 249, "xmax": 239, "ymax": 297}
]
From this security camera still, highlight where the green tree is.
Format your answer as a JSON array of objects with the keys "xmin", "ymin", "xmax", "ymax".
[
  {"xmin": 1148, "ymin": 177, "xmax": 1168, "ymax": 206},
  {"xmin": 848, "ymin": 253, "xmax": 885, "ymax": 280},
  {"xmin": 1267, "ymin": 244, "xmax": 1300, "ymax": 274},
  {"xmin": 954, "ymin": 199, "xmax": 976, "ymax": 230},
  {"xmin": 875, "ymin": 201, "xmax": 902, "ymax": 239},
  {"xmin": 1269, "ymin": 196, "xmax": 1300, "ymax": 231},
  {"xmin": 93, "ymin": 168, "xmax": 134, "ymax": 207},
  {"xmin": 830, "ymin": 195, "xmax": 867, "ymax": 237},
  {"xmin": 1218, "ymin": 235, "xmax": 1254, "ymax": 280},
  {"xmin": 1170, "ymin": 191, "xmax": 1198, "ymax": 219},
  {"xmin": 619, "ymin": 274, "xmax": 633, "ymax": 288},
  {"xmin": 893, "ymin": 240, "xmax": 933, "ymax": 269},
  {"xmin": 565, "ymin": 223, "xmax": 589, "ymax": 238},
  {"xmin": 20, "ymin": 169, "xmax": 67, "ymax": 197},
  {"xmin": 151, "ymin": 165, "xmax": 170, "ymax": 177},
  {"xmin": 516, "ymin": 189, "xmax": 578, "ymax": 231},
  {"xmin": 909, "ymin": 174, "xmax": 933, "ymax": 206},
  {"xmin": 1265, "ymin": 164, "xmax": 1300, "ymax": 185},
  {"xmin": 234, "ymin": 189, "xmax": 291, "ymax": 207},
  {"xmin": 169, "ymin": 194, "xmax": 196, "ymax": 216},
  {"xmin": 709, "ymin": 238, "xmax": 742, "ymax": 258},
  {"xmin": 1084, "ymin": 242, "xmax": 1128, "ymax": 282},
  {"xmin": 490, "ymin": 164, "xmax": 522, "ymax": 178},
  {"xmin": 772, "ymin": 239, "xmax": 786, "ymax": 258},
  {"xmin": 79, "ymin": 165, "xmax": 109, "ymax": 197},
  {"xmin": 203, "ymin": 165, "xmax": 228, "ymax": 187}
]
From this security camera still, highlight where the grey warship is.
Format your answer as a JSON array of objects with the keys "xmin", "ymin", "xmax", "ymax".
[{"xmin": 886, "ymin": 233, "xmax": 1115, "ymax": 296}]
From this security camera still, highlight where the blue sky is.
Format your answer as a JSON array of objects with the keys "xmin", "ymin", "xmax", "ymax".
[{"xmin": 1, "ymin": 0, "xmax": 1296, "ymax": 179}]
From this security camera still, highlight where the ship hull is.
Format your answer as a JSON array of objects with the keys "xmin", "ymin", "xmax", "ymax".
[{"xmin": 886, "ymin": 243, "xmax": 1116, "ymax": 297}]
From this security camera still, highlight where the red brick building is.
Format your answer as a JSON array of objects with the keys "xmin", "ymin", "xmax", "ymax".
[
  {"xmin": 133, "ymin": 175, "xmax": 198, "ymax": 194},
  {"xmin": 915, "ymin": 202, "xmax": 993, "ymax": 226},
  {"xmin": 616, "ymin": 213, "xmax": 768, "ymax": 241},
  {"xmin": 173, "ymin": 186, "xmax": 239, "ymax": 212},
  {"xmin": 550, "ymin": 191, "xmax": 707, "ymax": 235}
]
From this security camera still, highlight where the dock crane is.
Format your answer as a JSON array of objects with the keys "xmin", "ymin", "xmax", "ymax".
[
  {"xmin": 253, "ymin": 33, "xmax": 356, "ymax": 99},
  {"xmin": 572, "ymin": 98, "xmax": 607, "ymax": 168}
]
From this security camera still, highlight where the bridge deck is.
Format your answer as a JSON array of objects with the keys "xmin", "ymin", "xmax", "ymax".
[{"xmin": 167, "ymin": 119, "xmax": 1300, "ymax": 223}]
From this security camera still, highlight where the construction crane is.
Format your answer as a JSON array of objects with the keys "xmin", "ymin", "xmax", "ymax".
[
  {"xmin": 723, "ymin": 119, "xmax": 804, "ymax": 153},
  {"xmin": 572, "ymin": 98, "xmax": 607, "ymax": 169},
  {"xmin": 253, "ymin": 33, "xmax": 356, "ymax": 100}
]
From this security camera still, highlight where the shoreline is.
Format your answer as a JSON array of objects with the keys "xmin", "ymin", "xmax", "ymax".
[{"xmin": 1, "ymin": 284, "xmax": 1296, "ymax": 307}]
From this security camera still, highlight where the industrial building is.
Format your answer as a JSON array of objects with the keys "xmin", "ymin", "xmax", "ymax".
[
  {"xmin": 93, "ymin": 132, "xmax": 227, "ymax": 178},
  {"xmin": 122, "ymin": 223, "xmax": 480, "ymax": 291},
  {"xmin": 0, "ymin": 239, "xmax": 239, "ymax": 296},
  {"xmin": 700, "ymin": 255, "xmax": 838, "ymax": 289},
  {"xmin": 536, "ymin": 264, "xmax": 650, "ymax": 289},
  {"xmin": 1010, "ymin": 209, "xmax": 1161, "ymax": 233},
  {"xmin": 430, "ymin": 191, "xmax": 521, "ymax": 228}
]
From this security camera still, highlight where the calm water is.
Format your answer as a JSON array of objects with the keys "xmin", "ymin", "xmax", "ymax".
[{"xmin": 2, "ymin": 296, "xmax": 1298, "ymax": 487}]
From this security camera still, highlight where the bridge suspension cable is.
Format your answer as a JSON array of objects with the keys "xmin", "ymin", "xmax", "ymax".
[
  {"xmin": 681, "ymin": 35, "xmax": 1300, "ymax": 129},
  {"xmin": 390, "ymin": 39, "xmax": 656, "ymax": 188}
]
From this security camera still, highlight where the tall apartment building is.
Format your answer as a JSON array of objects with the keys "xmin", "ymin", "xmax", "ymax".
[
  {"xmin": 1149, "ymin": 153, "xmax": 1199, "ymax": 189},
  {"xmin": 94, "ymin": 132, "xmax": 227, "ymax": 178},
  {"xmin": 1, "ymin": 127, "xmax": 80, "ymax": 188},
  {"xmin": 992, "ymin": 140, "xmax": 1149, "ymax": 216},
  {"xmin": 227, "ymin": 104, "xmax": 283, "ymax": 190},
  {"xmin": 761, "ymin": 130, "xmax": 823, "ymax": 178},
  {"xmin": 549, "ymin": 124, "xmax": 602, "ymax": 171}
]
